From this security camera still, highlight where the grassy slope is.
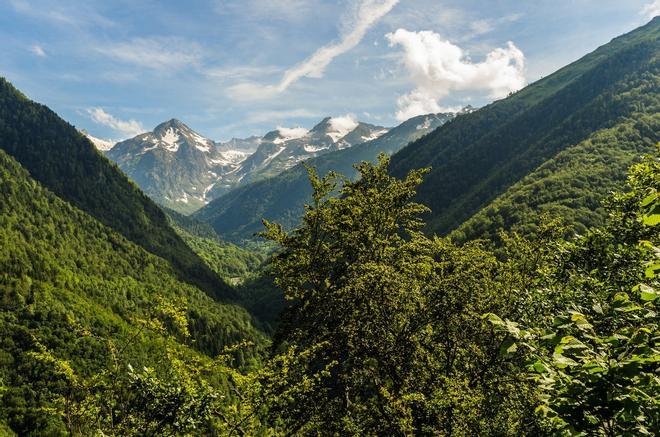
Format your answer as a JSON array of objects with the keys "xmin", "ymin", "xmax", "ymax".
[{"xmin": 452, "ymin": 111, "xmax": 660, "ymax": 243}]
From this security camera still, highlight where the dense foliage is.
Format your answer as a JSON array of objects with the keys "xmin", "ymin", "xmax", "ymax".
[
  {"xmin": 164, "ymin": 207, "xmax": 269, "ymax": 282},
  {"xmin": 253, "ymin": 150, "xmax": 660, "ymax": 435},
  {"xmin": 164, "ymin": 208, "xmax": 285, "ymax": 332},
  {"xmin": 486, "ymin": 154, "xmax": 660, "ymax": 435},
  {"xmin": 0, "ymin": 78, "xmax": 234, "ymax": 300},
  {"xmin": 258, "ymin": 156, "xmax": 545, "ymax": 435}
]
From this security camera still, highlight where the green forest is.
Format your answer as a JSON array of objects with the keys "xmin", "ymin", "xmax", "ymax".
[
  {"xmin": 3, "ymin": 147, "xmax": 659, "ymax": 435},
  {"xmin": 0, "ymin": 14, "xmax": 659, "ymax": 437}
]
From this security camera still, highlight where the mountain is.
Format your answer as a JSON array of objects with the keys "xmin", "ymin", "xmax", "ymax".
[
  {"xmin": 218, "ymin": 117, "xmax": 389, "ymax": 194},
  {"xmin": 107, "ymin": 119, "xmax": 249, "ymax": 214},
  {"xmin": 193, "ymin": 112, "xmax": 456, "ymax": 242},
  {"xmin": 107, "ymin": 116, "xmax": 387, "ymax": 213},
  {"xmin": 0, "ymin": 146, "xmax": 266, "ymax": 434},
  {"xmin": 80, "ymin": 130, "xmax": 115, "ymax": 151},
  {"xmin": 0, "ymin": 78, "xmax": 234, "ymax": 301},
  {"xmin": 451, "ymin": 111, "xmax": 659, "ymax": 243},
  {"xmin": 386, "ymin": 17, "xmax": 660, "ymax": 240}
]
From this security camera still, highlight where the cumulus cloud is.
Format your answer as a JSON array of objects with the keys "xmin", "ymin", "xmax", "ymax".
[
  {"xmin": 30, "ymin": 44, "xmax": 46, "ymax": 57},
  {"xmin": 329, "ymin": 114, "xmax": 358, "ymax": 133},
  {"xmin": 228, "ymin": 0, "xmax": 399, "ymax": 100},
  {"xmin": 276, "ymin": 126, "xmax": 309, "ymax": 140},
  {"xmin": 97, "ymin": 37, "xmax": 202, "ymax": 71},
  {"xmin": 87, "ymin": 107, "xmax": 145, "ymax": 138},
  {"xmin": 386, "ymin": 29, "xmax": 526, "ymax": 121},
  {"xmin": 642, "ymin": 0, "xmax": 660, "ymax": 19}
]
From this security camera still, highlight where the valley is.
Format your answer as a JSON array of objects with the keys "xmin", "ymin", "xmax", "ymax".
[{"xmin": 0, "ymin": 5, "xmax": 658, "ymax": 436}]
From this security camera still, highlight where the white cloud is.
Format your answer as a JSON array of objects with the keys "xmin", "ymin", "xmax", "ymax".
[
  {"xmin": 386, "ymin": 29, "xmax": 526, "ymax": 121},
  {"xmin": 97, "ymin": 37, "xmax": 202, "ymax": 71},
  {"xmin": 329, "ymin": 114, "xmax": 358, "ymax": 133},
  {"xmin": 205, "ymin": 65, "xmax": 280, "ymax": 80},
  {"xmin": 87, "ymin": 107, "xmax": 145, "ymax": 138},
  {"xmin": 228, "ymin": 0, "xmax": 399, "ymax": 100},
  {"xmin": 642, "ymin": 0, "xmax": 660, "ymax": 19},
  {"xmin": 30, "ymin": 45, "xmax": 46, "ymax": 57},
  {"xmin": 276, "ymin": 126, "xmax": 309, "ymax": 140}
]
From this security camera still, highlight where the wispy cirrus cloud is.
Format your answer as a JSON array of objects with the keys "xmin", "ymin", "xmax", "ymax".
[
  {"xmin": 30, "ymin": 44, "xmax": 46, "ymax": 57},
  {"xmin": 9, "ymin": 0, "xmax": 115, "ymax": 28},
  {"xmin": 245, "ymin": 108, "xmax": 320, "ymax": 124},
  {"xmin": 228, "ymin": 0, "xmax": 399, "ymax": 101},
  {"xmin": 215, "ymin": 0, "xmax": 320, "ymax": 23},
  {"xmin": 469, "ymin": 13, "xmax": 524, "ymax": 38},
  {"xmin": 87, "ymin": 107, "xmax": 145, "ymax": 138},
  {"xmin": 386, "ymin": 29, "xmax": 526, "ymax": 120},
  {"xmin": 97, "ymin": 37, "xmax": 203, "ymax": 71},
  {"xmin": 204, "ymin": 65, "xmax": 281, "ymax": 80}
]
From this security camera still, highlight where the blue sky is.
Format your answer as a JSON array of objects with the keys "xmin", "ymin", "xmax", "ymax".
[{"xmin": 1, "ymin": 0, "xmax": 657, "ymax": 142}]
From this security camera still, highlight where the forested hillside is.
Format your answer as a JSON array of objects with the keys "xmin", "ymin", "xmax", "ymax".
[
  {"xmin": 0, "ymin": 149, "xmax": 266, "ymax": 434},
  {"xmin": 389, "ymin": 17, "xmax": 660, "ymax": 237},
  {"xmin": 453, "ymin": 111, "xmax": 659, "ymax": 243},
  {"xmin": 0, "ymin": 79, "xmax": 234, "ymax": 300}
]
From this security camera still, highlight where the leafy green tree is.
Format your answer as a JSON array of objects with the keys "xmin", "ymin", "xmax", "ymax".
[
  {"xmin": 260, "ymin": 156, "xmax": 541, "ymax": 435},
  {"xmin": 486, "ymin": 152, "xmax": 660, "ymax": 435}
]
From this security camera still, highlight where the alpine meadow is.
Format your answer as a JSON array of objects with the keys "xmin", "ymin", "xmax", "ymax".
[{"xmin": 0, "ymin": 1, "xmax": 659, "ymax": 436}]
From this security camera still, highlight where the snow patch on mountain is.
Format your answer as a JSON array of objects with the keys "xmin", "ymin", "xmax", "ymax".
[
  {"xmin": 81, "ymin": 131, "xmax": 116, "ymax": 152},
  {"xmin": 160, "ymin": 128, "xmax": 181, "ymax": 152},
  {"xmin": 416, "ymin": 118, "xmax": 432, "ymax": 130}
]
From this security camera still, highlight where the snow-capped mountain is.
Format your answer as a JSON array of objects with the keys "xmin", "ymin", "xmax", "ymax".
[
  {"xmin": 103, "ymin": 115, "xmax": 407, "ymax": 213},
  {"xmin": 106, "ymin": 119, "xmax": 248, "ymax": 213},
  {"xmin": 222, "ymin": 116, "xmax": 389, "ymax": 193},
  {"xmin": 81, "ymin": 130, "xmax": 116, "ymax": 152}
]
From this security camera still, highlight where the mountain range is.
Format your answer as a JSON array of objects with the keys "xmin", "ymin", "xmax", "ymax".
[{"xmin": 104, "ymin": 116, "xmax": 389, "ymax": 213}]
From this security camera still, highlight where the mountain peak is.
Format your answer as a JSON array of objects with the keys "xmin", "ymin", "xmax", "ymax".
[
  {"xmin": 154, "ymin": 118, "xmax": 188, "ymax": 133},
  {"xmin": 309, "ymin": 115, "xmax": 359, "ymax": 142}
]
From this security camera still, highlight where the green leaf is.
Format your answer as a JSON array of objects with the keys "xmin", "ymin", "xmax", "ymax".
[
  {"xmin": 640, "ymin": 284, "xmax": 658, "ymax": 302},
  {"xmin": 643, "ymin": 213, "xmax": 660, "ymax": 227},
  {"xmin": 553, "ymin": 353, "xmax": 578, "ymax": 368},
  {"xmin": 532, "ymin": 360, "xmax": 547, "ymax": 374}
]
